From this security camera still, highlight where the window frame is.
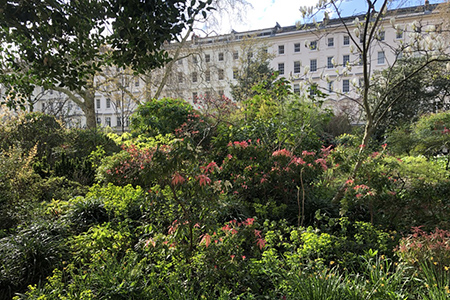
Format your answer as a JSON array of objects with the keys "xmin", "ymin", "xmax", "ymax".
[
  {"xmin": 327, "ymin": 37, "xmax": 334, "ymax": 47},
  {"xmin": 294, "ymin": 61, "xmax": 301, "ymax": 73},
  {"xmin": 343, "ymin": 79, "xmax": 350, "ymax": 93},
  {"xmin": 278, "ymin": 62, "xmax": 285, "ymax": 75},
  {"xmin": 327, "ymin": 56, "xmax": 334, "ymax": 69},
  {"xmin": 218, "ymin": 69, "xmax": 225, "ymax": 80},
  {"xmin": 310, "ymin": 59, "xmax": 317, "ymax": 72},
  {"xmin": 343, "ymin": 35, "xmax": 350, "ymax": 45}
]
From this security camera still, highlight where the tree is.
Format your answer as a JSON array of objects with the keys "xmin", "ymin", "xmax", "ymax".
[
  {"xmin": 141, "ymin": 0, "xmax": 251, "ymax": 101},
  {"xmin": 300, "ymin": 0, "xmax": 450, "ymax": 202},
  {"xmin": 372, "ymin": 57, "xmax": 450, "ymax": 138},
  {"xmin": 0, "ymin": 0, "xmax": 213, "ymax": 128},
  {"xmin": 230, "ymin": 40, "xmax": 274, "ymax": 102}
]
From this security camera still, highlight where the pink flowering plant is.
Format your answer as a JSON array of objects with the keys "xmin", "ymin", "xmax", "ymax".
[{"xmin": 218, "ymin": 139, "xmax": 332, "ymax": 223}]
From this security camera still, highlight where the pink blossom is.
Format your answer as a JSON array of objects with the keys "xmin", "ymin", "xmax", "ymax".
[
  {"xmin": 243, "ymin": 218, "xmax": 255, "ymax": 226},
  {"xmin": 196, "ymin": 174, "xmax": 212, "ymax": 186},
  {"xmin": 200, "ymin": 233, "xmax": 212, "ymax": 247},
  {"xmin": 171, "ymin": 172, "xmax": 185, "ymax": 186},
  {"xmin": 256, "ymin": 238, "xmax": 266, "ymax": 249},
  {"xmin": 315, "ymin": 158, "xmax": 328, "ymax": 171},
  {"xmin": 291, "ymin": 157, "xmax": 306, "ymax": 165},
  {"xmin": 272, "ymin": 149, "xmax": 292, "ymax": 157},
  {"xmin": 302, "ymin": 150, "xmax": 315, "ymax": 156}
]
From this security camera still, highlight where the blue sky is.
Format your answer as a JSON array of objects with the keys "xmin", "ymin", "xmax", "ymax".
[{"xmin": 227, "ymin": 0, "xmax": 444, "ymax": 33}]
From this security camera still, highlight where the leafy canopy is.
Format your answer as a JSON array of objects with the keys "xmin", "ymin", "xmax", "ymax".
[{"xmin": 0, "ymin": 0, "xmax": 213, "ymax": 107}]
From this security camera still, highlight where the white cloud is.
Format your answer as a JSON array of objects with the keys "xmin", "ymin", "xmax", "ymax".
[{"xmin": 228, "ymin": 0, "xmax": 320, "ymax": 32}]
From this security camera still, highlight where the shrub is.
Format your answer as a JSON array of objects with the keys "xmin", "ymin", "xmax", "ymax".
[
  {"xmin": 397, "ymin": 227, "xmax": 450, "ymax": 273},
  {"xmin": 0, "ymin": 220, "xmax": 69, "ymax": 300},
  {"xmin": 0, "ymin": 146, "xmax": 41, "ymax": 230}
]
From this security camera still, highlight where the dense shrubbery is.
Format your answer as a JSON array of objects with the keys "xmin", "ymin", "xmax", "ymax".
[{"xmin": 2, "ymin": 98, "xmax": 450, "ymax": 299}]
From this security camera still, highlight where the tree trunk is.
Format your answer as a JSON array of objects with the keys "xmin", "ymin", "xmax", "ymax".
[{"xmin": 82, "ymin": 90, "xmax": 96, "ymax": 129}]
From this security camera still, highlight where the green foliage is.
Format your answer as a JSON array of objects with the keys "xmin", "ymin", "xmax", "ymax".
[
  {"xmin": 0, "ymin": 145, "xmax": 41, "ymax": 230},
  {"xmin": 230, "ymin": 45, "xmax": 274, "ymax": 102},
  {"xmin": 411, "ymin": 111, "xmax": 450, "ymax": 156},
  {"xmin": 0, "ymin": 112, "xmax": 65, "ymax": 163},
  {"xmin": 0, "ymin": 220, "xmax": 69, "ymax": 300},
  {"xmin": 1, "ymin": 0, "xmax": 214, "ymax": 109},
  {"xmin": 6, "ymin": 83, "xmax": 450, "ymax": 299},
  {"xmin": 131, "ymin": 98, "xmax": 195, "ymax": 136},
  {"xmin": 371, "ymin": 58, "xmax": 450, "ymax": 138},
  {"xmin": 397, "ymin": 227, "xmax": 450, "ymax": 274}
]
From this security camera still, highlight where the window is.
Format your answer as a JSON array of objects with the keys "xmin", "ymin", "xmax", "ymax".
[
  {"xmin": 343, "ymin": 35, "xmax": 350, "ymax": 45},
  {"xmin": 135, "ymin": 78, "xmax": 139, "ymax": 87},
  {"xmin": 178, "ymin": 72, "xmax": 183, "ymax": 83},
  {"xmin": 343, "ymin": 79, "xmax": 350, "ymax": 93},
  {"xmin": 293, "ymin": 84, "xmax": 300, "ymax": 94},
  {"xmin": 117, "ymin": 117, "xmax": 122, "ymax": 127},
  {"xmin": 378, "ymin": 51, "xmax": 385, "ymax": 64},
  {"xmin": 294, "ymin": 61, "xmax": 301, "ymax": 73},
  {"xmin": 233, "ymin": 51, "xmax": 239, "ymax": 60},
  {"xmin": 310, "ymin": 59, "xmax": 317, "ymax": 72},
  {"xmin": 218, "ymin": 69, "xmax": 224, "ymax": 80},
  {"xmin": 205, "ymin": 91, "xmax": 211, "ymax": 99},
  {"xmin": 379, "ymin": 31, "xmax": 385, "ymax": 41},
  {"xmin": 309, "ymin": 85, "xmax": 316, "ymax": 96},
  {"xmin": 177, "ymin": 59, "xmax": 183, "ymax": 65},
  {"xmin": 192, "ymin": 72, "xmax": 198, "ymax": 83},
  {"xmin": 328, "ymin": 81, "xmax": 333, "ymax": 93},
  {"xmin": 97, "ymin": 117, "xmax": 101, "ymax": 125},
  {"xmin": 233, "ymin": 69, "xmax": 238, "ymax": 79},
  {"xmin": 343, "ymin": 55, "xmax": 350, "ymax": 66},
  {"xmin": 247, "ymin": 52, "xmax": 253, "ymax": 58},
  {"xmin": 193, "ymin": 55, "xmax": 198, "ymax": 63},
  {"xmin": 106, "ymin": 117, "xmax": 111, "ymax": 127},
  {"xmin": 106, "ymin": 98, "xmax": 111, "ymax": 109},
  {"xmin": 278, "ymin": 63, "xmax": 285, "ymax": 75},
  {"xmin": 396, "ymin": 30, "xmax": 403, "ymax": 39},
  {"xmin": 205, "ymin": 70, "xmax": 211, "ymax": 82},
  {"xmin": 327, "ymin": 37, "xmax": 334, "ymax": 47},
  {"xmin": 327, "ymin": 56, "xmax": 334, "ymax": 68},
  {"xmin": 96, "ymin": 98, "xmax": 101, "ymax": 109},
  {"xmin": 192, "ymin": 92, "xmax": 198, "ymax": 100},
  {"xmin": 205, "ymin": 54, "xmax": 210, "ymax": 62},
  {"xmin": 294, "ymin": 43, "xmax": 301, "ymax": 52},
  {"xmin": 310, "ymin": 40, "xmax": 317, "ymax": 50},
  {"xmin": 359, "ymin": 54, "xmax": 363, "ymax": 65},
  {"xmin": 218, "ymin": 52, "xmax": 224, "ymax": 61},
  {"xmin": 278, "ymin": 45, "xmax": 285, "ymax": 55}
]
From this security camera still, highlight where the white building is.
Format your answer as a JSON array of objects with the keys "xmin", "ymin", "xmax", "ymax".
[{"xmin": 33, "ymin": 2, "xmax": 445, "ymax": 127}]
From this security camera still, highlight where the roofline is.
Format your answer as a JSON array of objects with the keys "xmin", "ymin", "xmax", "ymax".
[{"xmin": 185, "ymin": 3, "xmax": 439, "ymax": 46}]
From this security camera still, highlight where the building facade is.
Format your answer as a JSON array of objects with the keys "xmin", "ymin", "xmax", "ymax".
[{"xmin": 32, "ymin": 2, "xmax": 445, "ymax": 127}]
